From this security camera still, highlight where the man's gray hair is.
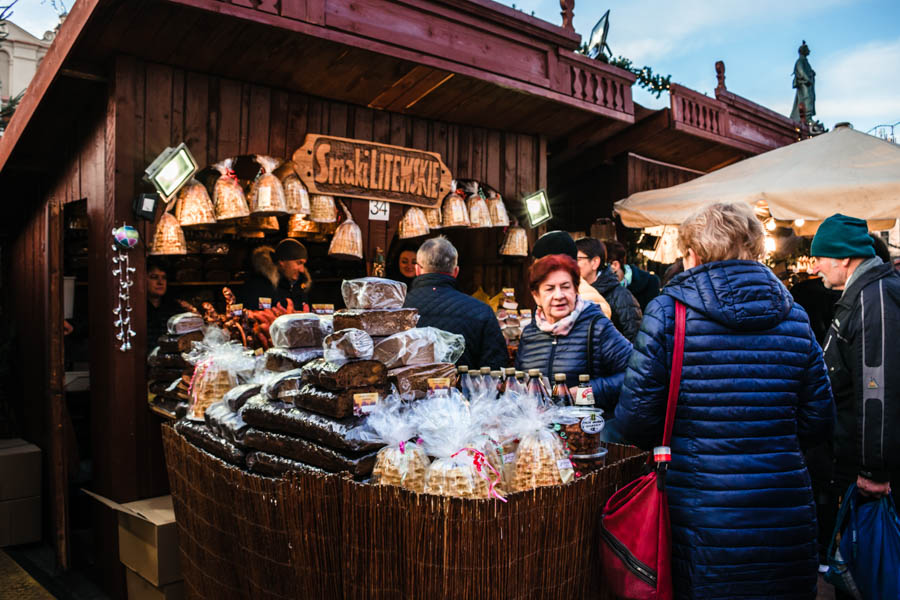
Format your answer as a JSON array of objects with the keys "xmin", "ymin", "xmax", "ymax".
[{"xmin": 416, "ymin": 236, "xmax": 458, "ymax": 273}]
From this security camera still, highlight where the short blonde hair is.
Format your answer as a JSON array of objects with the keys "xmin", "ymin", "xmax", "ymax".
[{"xmin": 678, "ymin": 202, "xmax": 764, "ymax": 263}]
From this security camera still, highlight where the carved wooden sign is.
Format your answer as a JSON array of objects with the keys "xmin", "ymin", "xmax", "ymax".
[{"xmin": 292, "ymin": 135, "xmax": 453, "ymax": 208}]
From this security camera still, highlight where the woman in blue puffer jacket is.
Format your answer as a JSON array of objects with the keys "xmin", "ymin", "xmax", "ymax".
[
  {"xmin": 615, "ymin": 202, "xmax": 834, "ymax": 600},
  {"xmin": 516, "ymin": 254, "xmax": 632, "ymax": 412}
]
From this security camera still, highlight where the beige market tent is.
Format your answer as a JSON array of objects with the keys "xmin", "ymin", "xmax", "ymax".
[{"xmin": 614, "ymin": 124, "xmax": 900, "ymax": 235}]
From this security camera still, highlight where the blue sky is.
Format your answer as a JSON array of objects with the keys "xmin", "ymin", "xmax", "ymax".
[{"xmin": 11, "ymin": 0, "xmax": 900, "ymax": 135}]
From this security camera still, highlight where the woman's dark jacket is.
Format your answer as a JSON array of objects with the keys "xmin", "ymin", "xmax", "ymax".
[
  {"xmin": 515, "ymin": 301, "xmax": 632, "ymax": 410},
  {"xmin": 615, "ymin": 260, "xmax": 834, "ymax": 600},
  {"xmin": 403, "ymin": 273, "xmax": 508, "ymax": 370},
  {"xmin": 591, "ymin": 266, "xmax": 643, "ymax": 342},
  {"xmin": 627, "ymin": 263, "xmax": 661, "ymax": 311}
]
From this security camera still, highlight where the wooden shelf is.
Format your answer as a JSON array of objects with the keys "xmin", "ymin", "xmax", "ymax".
[{"xmin": 169, "ymin": 281, "xmax": 245, "ymax": 287}]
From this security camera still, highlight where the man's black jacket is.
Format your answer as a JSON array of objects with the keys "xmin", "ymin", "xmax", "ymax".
[
  {"xmin": 403, "ymin": 273, "xmax": 508, "ymax": 370},
  {"xmin": 591, "ymin": 267, "xmax": 642, "ymax": 342},
  {"xmin": 823, "ymin": 261, "xmax": 900, "ymax": 483}
]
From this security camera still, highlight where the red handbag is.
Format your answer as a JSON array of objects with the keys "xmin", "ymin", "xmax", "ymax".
[{"xmin": 599, "ymin": 300, "xmax": 685, "ymax": 600}]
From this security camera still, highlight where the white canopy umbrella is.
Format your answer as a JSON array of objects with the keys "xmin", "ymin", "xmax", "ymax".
[{"xmin": 614, "ymin": 124, "xmax": 900, "ymax": 235}]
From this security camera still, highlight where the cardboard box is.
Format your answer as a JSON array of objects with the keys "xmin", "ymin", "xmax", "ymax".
[
  {"xmin": 83, "ymin": 491, "xmax": 182, "ymax": 586},
  {"xmin": 0, "ymin": 495, "xmax": 41, "ymax": 546},
  {"xmin": 126, "ymin": 568, "xmax": 184, "ymax": 600},
  {"xmin": 0, "ymin": 438, "xmax": 41, "ymax": 500}
]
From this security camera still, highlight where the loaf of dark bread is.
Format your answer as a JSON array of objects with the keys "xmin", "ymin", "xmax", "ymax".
[
  {"xmin": 301, "ymin": 358, "xmax": 386, "ymax": 391},
  {"xmin": 223, "ymin": 384, "xmax": 262, "ymax": 412},
  {"xmin": 264, "ymin": 347, "xmax": 323, "ymax": 372},
  {"xmin": 242, "ymin": 428, "xmax": 378, "ymax": 477},
  {"xmin": 323, "ymin": 328, "xmax": 374, "ymax": 364},
  {"xmin": 240, "ymin": 397, "xmax": 379, "ymax": 452},
  {"xmin": 269, "ymin": 314, "xmax": 331, "ymax": 349},
  {"xmin": 175, "ymin": 419, "xmax": 245, "ymax": 466},
  {"xmin": 332, "ymin": 308, "xmax": 418, "ymax": 337},
  {"xmin": 245, "ymin": 451, "xmax": 328, "ymax": 478},
  {"xmin": 340, "ymin": 277, "xmax": 407, "ymax": 310},
  {"xmin": 292, "ymin": 384, "xmax": 385, "ymax": 419},
  {"xmin": 388, "ymin": 363, "xmax": 458, "ymax": 399},
  {"xmin": 157, "ymin": 330, "xmax": 204, "ymax": 354}
]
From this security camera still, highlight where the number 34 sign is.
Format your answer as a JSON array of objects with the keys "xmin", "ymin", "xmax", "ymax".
[{"xmin": 369, "ymin": 200, "xmax": 389, "ymax": 221}]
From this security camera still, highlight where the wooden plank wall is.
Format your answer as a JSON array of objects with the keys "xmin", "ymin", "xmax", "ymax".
[{"xmin": 127, "ymin": 58, "xmax": 544, "ymax": 304}]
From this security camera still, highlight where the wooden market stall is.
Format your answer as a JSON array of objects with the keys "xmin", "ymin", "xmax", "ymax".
[{"xmin": 0, "ymin": 0, "xmax": 641, "ymax": 596}]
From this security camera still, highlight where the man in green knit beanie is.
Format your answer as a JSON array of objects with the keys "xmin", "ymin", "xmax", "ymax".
[{"xmin": 810, "ymin": 214, "xmax": 900, "ymax": 560}]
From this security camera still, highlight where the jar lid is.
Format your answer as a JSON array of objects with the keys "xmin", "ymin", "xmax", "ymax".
[
  {"xmin": 557, "ymin": 406, "xmax": 604, "ymax": 418},
  {"xmin": 571, "ymin": 448, "xmax": 609, "ymax": 460}
]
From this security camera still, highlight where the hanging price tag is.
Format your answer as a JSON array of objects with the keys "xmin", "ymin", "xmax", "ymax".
[{"xmin": 369, "ymin": 200, "xmax": 390, "ymax": 221}]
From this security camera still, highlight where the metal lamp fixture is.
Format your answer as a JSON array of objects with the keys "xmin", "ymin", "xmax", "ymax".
[
  {"xmin": 144, "ymin": 143, "xmax": 198, "ymax": 201},
  {"xmin": 523, "ymin": 189, "xmax": 552, "ymax": 228}
]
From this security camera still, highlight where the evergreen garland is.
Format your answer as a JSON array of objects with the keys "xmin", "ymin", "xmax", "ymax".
[{"xmin": 578, "ymin": 44, "xmax": 673, "ymax": 98}]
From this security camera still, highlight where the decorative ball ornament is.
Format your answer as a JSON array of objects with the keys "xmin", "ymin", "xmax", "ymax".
[
  {"xmin": 110, "ymin": 225, "xmax": 138, "ymax": 352},
  {"xmin": 113, "ymin": 225, "xmax": 140, "ymax": 249}
]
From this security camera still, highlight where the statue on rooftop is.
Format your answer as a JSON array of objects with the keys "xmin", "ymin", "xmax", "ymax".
[{"xmin": 791, "ymin": 41, "xmax": 816, "ymax": 122}]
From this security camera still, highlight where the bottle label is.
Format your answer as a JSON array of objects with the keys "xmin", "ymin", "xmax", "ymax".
[
  {"xmin": 581, "ymin": 414, "xmax": 604, "ymax": 434},
  {"xmin": 574, "ymin": 386, "xmax": 595, "ymax": 406}
]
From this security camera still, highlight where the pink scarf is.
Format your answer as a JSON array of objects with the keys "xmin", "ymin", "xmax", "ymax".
[{"xmin": 534, "ymin": 296, "xmax": 587, "ymax": 337}]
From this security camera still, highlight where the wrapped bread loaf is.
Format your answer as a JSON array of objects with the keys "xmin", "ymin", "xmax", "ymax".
[
  {"xmin": 340, "ymin": 277, "xmax": 407, "ymax": 310},
  {"xmin": 264, "ymin": 347, "xmax": 323, "ymax": 372},
  {"xmin": 240, "ymin": 397, "xmax": 379, "ymax": 453},
  {"xmin": 270, "ymin": 313, "xmax": 331, "ymax": 349},
  {"xmin": 158, "ymin": 331, "xmax": 204, "ymax": 354},
  {"xmin": 262, "ymin": 369, "xmax": 304, "ymax": 400},
  {"xmin": 204, "ymin": 401, "xmax": 249, "ymax": 445},
  {"xmin": 301, "ymin": 358, "xmax": 386, "ymax": 391},
  {"xmin": 223, "ymin": 383, "xmax": 262, "ymax": 412},
  {"xmin": 242, "ymin": 428, "xmax": 378, "ymax": 477},
  {"xmin": 388, "ymin": 363, "xmax": 457, "ymax": 399},
  {"xmin": 323, "ymin": 328, "xmax": 374, "ymax": 365},
  {"xmin": 333, "ymin": 308, "xmax": 418, "ymax": 337},
  {"xmin": 292, "ymin": 384, "xmax": 385, "ymax": 420},
  {"xmin": 147, "ymin": 348, "xmax": 189, "ymax": 369},
  {"xmin": 373, "ymin": 327, "xmax": 464, "ymax": 368},
  {"xmin": 246, "ymin": 451, "xmax": 326, "ymax": 477},
  {"xmin": 175, "ymin": 419, "xmax": 245, "ymax": 466},
  {"xmin": 167, "ymin": 312, "xmax": 203, "ymax": 335}
]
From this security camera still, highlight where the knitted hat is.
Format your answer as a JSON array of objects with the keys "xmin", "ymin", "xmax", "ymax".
[
  {"xmin": 810, "ymin": 214, "xmax": 875, "ymax": 259},
  {"xmin": 274, "ymin": 238, "xmax": 308, "ymax": 262},
  {"xmin": 532, "ymin": 231, "xmax": 577, "ymax": 260}
]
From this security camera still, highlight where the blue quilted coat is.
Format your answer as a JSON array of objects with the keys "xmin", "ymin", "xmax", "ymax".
[
  {"xmin": 615, "ymin": 260, "xmax": 834, "ymax": 600},
  {"xmin": 515, "ymin": 301, "xmax": 632, "ymax": 410}
]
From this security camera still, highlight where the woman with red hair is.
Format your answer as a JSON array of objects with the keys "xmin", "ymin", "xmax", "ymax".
[{"xmin": 516, "ymin": 254, "xmax": 632, "ymax": 414}]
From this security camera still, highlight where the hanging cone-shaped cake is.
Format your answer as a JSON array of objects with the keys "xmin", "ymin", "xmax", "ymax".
[
  {"xmin": 286, "ymin": 213, "xmax": 319, "ymax": 237},
  {"xmin": 486, "ymin": 191, "xmax": 510, "ymax": 227},
  {"xmin": 283, "ymin": 173, "xmax": 311, "ymax": 215},
  {"xmin": 398, "ymin": 206, "xmax": 430, "ymax": 239},
  {"xmin": 467, "ymin": 193, "xmax": 493, "ymax": 228},
  {"xmin": 175, "ymin": 179, "xmax": 217, "ymax": 227},
  {"xmin": 149, "ymin": 210, "xmax": 187, "ymax": 255},
  {"xmin": 441, "ymin": 192, "xmax": 470, "ymax": 228},
  {"xmin": 213, "ymin": 158, "xmax": 250, "ymax": 221},
  {"xmin": 248, "ymin": 155, "xmax": 288, "ymax": 216},
  {"xmin": 310, "ymin": 194, "xmax": 338, "ymax": 223},
  {"xmin": 328, "ymin": 201, "xmax": 363, "ymax": 259},
  {"xmin": 499, "ymin": 223, "xmax": 528, "ymax": 256}
]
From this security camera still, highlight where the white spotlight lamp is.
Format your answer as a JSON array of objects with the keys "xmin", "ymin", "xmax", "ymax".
[
  {"xmin": 523, "ymin": 189, "xmax": 552, "ymax": 228},
  {"xmin": 144, "ymin": 143, "xmax": 198, "ymax": 202}
]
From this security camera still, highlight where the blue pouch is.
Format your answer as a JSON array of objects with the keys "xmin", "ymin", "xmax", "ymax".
[{"xmin": 825, "ymin": 484, "xmax": 900, "ymax": 600}]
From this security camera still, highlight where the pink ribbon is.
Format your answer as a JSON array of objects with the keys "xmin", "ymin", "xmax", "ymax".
[
  {"xmin": 451, "ymin": 447, "xmax": 507, "ymax": 502},
  {"xmin": 187, "ymin": 357, "xmax": 214, "ymax": 402},
  {"xmin": 398, "ymin": 440, "xmax": 406, "ymax": 454}
]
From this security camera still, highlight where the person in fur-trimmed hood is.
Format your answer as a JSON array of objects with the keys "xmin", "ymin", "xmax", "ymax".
[{"xmin": 240, "ymin": 239, "xmax": 312, "ymax": 311}]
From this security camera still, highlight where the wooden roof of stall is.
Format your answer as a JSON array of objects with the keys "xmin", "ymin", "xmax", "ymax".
[{"xmin": 0, "ymin": 0, "xmax": 641, "ymax": 174}]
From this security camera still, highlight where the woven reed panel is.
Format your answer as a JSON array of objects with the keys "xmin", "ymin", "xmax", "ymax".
[{"xmin": 163, "ymin": 426, "xmax": 646, "ymax": 600}]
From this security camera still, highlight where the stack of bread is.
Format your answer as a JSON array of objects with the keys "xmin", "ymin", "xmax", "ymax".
[{"xmin": 148, "ymin": 313, "xmax": 204, "ymax": 413}]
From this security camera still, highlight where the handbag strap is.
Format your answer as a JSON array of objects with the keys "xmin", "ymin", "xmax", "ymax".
[
  {"xmin": 586, "ymin": 314, "xmax": 602, "ymax": 372},
  {"xmin": 661, "ymin": 301, "xmax": 686, "ymax": 449}
]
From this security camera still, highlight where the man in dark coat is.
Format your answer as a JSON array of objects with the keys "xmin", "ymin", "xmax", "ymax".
[
  {"xmin": 811, "ymin": 214, "xmax": 900, "ymax": 499},
  {"xmin": 403, "ymin": 236, "xmax": 508, "ymax": 370},
  {"xmin": 604, "ymin": 238, "xmax": 660, "ymax": 311},
  {"xmin": 240, "ymin": 239, "xmax": 311, "ymax": 311},
  {"xmin": 575, "ymin": 237, "xmax": 642, "ymax": 341}
]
